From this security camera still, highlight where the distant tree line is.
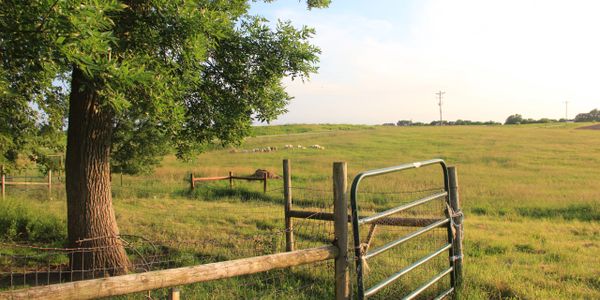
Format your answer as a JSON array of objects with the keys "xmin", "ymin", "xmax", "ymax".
[
  {"xmin": 574, "ymin": 109, "xmax": 600, "ymax": 122},
  {"xmin": 504, "ymin": 114, "xmax": 561, "ymax": 125},
  {"xmin": 505, "ymin": 109, "xmax": 600, "ymax": 125},
  {"xmin": 383, "ymin": 120, "xmax": 501, "ymax": 126}
]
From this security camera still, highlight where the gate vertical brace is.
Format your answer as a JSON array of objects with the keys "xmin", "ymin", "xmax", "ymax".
[
  {"xmin": 351, "ymin": 175, "xmax": 365, "ymax": 300},
  {"xmin": 448, "ymin": 166, "xmax": 463, "ymax": 294},
  {"xmin": 443, "ymin": 164, "xmax": 457, "ymax": 298},
  {"xmin": 283, "ymin": 159, "xmax": 294, "ymax": 252},
  {"xmin": 333, "ymin": 162, "xmax": 350, "ymax": 300}
]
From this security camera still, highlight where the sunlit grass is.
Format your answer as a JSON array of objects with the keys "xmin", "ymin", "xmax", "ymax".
[{"xmin": 2, "ymin": 122, "xmax": 599, "ymax": 299}]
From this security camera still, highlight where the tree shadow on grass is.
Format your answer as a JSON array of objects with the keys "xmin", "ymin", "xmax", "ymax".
[{"xmin": 517, "ymin": 204, "xmax": 599, "ymax": 222}]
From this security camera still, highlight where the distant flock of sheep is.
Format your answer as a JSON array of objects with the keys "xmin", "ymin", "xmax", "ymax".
[{"xmin": 230, "ymin": 144, "xmax": 325, "ymax": 153}]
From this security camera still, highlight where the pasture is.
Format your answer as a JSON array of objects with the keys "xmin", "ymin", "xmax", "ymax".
[{"xmin": 1, "ymin": 123, "xmax": 599, "ymax": 299}]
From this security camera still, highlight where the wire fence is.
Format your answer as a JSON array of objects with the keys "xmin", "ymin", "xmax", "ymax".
[
  {"xmin": 0, "ymin": 184, "xmax": 338, "ymax": 299},
  {"xmin": 0, "ymin": 165, "xmax": 456, "ymax": 299}
]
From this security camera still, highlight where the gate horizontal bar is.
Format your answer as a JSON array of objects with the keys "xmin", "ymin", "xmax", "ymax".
[
  {"xmin": 365, "ymin": 243, "xmax": 452, "ymax": 297},
  {"xmin": 353, "ymin": 159, "xmax": 446, "ymax": 179},
  {"xmin": 288, "ymin": 210, "xmax": 439, "ymax": 227},
  {"xmin": 433, "ymin": 287, "xmax": 455, "ymax": 300},
  {"xmin": 358, "ymin": 192, "xmax": 447, "ymax": 225},
  {"xmin": 403, "ymin": 267, "xmax": 453, "ymax": 300},
  {"xmin": 365, "ymin": 218, "xmax": 450, "ymax": 260}
]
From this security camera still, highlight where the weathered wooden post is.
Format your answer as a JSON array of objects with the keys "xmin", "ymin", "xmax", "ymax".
[
  {"xmin": 168, "ymin": 287, "xmax": 180, "ymax": 300},
  {"xmin": 448, "ymin": 166, "xmax": 463, "ymax": 291},
  {"xmin": 263, "ymin": 172, "xmax": 268, "ymax": 193},
  {"xmin": 120, "ymin": 172, "xmax": 123, "ymax": 187},
  {"xmin": 1, "ymin": 165, "xmax": 5, "ymax": 200},
  {"xmin": 48, "ymin": 169, "xmax": 52, "ymax": 195},
  {"xmin": 333, "ymin": 161, "xmax": 350, "ymax": 300},
  {"xmin": 283, "ymin": 159, "xmax": 294, "ymax": 251},
  {"xmin": 190, "ymin": 173, "xmax": 195, "ymax": 190},
  {"xmin": 229, "ymin": 171, "xmax": 233, "ymax": 189}
]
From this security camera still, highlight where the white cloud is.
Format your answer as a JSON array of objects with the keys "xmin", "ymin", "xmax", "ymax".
[{"xmin": 267, "ymin": 1, "xmax": 600, "ymax": 124}]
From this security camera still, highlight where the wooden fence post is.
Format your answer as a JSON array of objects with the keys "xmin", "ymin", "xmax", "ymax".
[
  {"xmin": 283, "ymin": 159, "xmax": 294, "ymax": 252},
  {"xmin": 1, "ymin": 165, "xmax": 5, "ymax": 200},
  {"xmin": 263, "ymin": 172, "xmax": 268, "ymax": 193},
  {"xmin": 229, "ymin": 171, "xmax": 233, "ymax": 189},
  {"xmin": 48, "ymin": 170, "xmax": 52, "ymax": 195},
  {"xmin": 448, "ymin": 166, "xmax": 463, "ymax": 290},
  {"xmin": 333, "ymin": 162, "xmax": 350, "ymax": 300},
  {"xmin": 168, "ymin": 287, "xmax": 180, "ymax": 300},
  {"xmin": 190, "ymin": 173, "xmax": 195, "ymax": 190}
]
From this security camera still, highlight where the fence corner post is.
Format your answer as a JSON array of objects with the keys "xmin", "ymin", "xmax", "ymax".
[
  {"xmin": 190, "ymin": 173, "xmax": 195, "ymax": 190},
  {"xmin": 283, "ymin": 159, "xmax": 294, "ymax": 251},
  {"xmin": 229, "ymin": 171, "xmax": 233, "ymax": 189},
  {"xmin": 448, "ymin": 166, "xmax": 463, "ymax": 293},
  {"xmin": 168, "ymin": 287, "xmax": 180, "ymax": 300},
  {"xmin": 333, "ymin": 161, "xmax": 350, "ymax": 300}
]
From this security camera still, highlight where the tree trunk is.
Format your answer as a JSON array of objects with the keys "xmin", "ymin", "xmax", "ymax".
[{"xmin": 66, "ymin": 68, "xmax": 130, "ymax": 275}]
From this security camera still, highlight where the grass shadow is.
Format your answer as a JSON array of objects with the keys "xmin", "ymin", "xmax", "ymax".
[{"xmin": 517, "ymin": 204, "xmax": 599, "ymax": 222}]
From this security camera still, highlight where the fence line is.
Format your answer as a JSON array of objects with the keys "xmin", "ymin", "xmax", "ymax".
[
  {"xmin": 0, "ymin": 159, "xmax": 463, "ymax": 299},
  {"xmin": 1, "ymin": 245, "xmax": 338, "ymax": 300},
  {"xmin": 0, "ymin": 160, "xmax": 351, "ymax": 299},
  {"xmin": 190, "ymin": 171, "xmax": 270, "ymax": 193},
  {"xmin": 1, "ymin": 166, "xmax": 57, "ymax": 199}
]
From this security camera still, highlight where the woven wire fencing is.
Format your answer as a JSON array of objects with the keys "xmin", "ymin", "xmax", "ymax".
[
  {"xmin": 0, "ymin": 164, "xmax": 454, "ymax": 299},
  {"xmin": 0, "ymin": 184, "xmax": 338, "ymax": 299}
]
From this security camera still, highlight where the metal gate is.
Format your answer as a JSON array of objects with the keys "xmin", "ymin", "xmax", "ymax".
[{"xmin": 350, "ymin": 159, "xmax": 463, "ymax": 299}]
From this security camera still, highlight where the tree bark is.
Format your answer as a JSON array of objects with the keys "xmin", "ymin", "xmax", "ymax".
[{"xmin": 66, "ymin": 68, "xmax": 130, "ymax": 275}]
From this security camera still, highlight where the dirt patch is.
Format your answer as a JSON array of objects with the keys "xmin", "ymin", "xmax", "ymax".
[{"xmin": 577, "ymin": 123, "xmax": 600, "ymax": 130}]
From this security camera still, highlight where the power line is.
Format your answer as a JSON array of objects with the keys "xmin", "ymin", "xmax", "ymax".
[{"xmin": 436, "ymin": 91, "xmax": 445, "ymax": 126}]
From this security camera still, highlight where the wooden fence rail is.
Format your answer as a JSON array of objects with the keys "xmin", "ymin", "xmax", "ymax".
[
  {"xmin": 190, "ymin": 172, "xmax": 269, "ymax": 193},
  {"xmin": 0, "ymin": 245, "xmax": 338, "ymax": 300}
]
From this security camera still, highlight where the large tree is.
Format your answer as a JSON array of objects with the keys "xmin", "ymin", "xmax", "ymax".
[{"xmin": 0, "ymin": 0, "xmax": 328, "ymax": 274}]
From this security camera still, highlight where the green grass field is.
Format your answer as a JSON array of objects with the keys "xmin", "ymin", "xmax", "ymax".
[{"xmin": 1, "ymin": 123, "xmax": 599, "ymax": 299}]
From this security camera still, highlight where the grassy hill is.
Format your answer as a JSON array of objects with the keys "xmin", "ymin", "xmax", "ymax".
[{"xmin": 1, "ymin": 123, "xmax": 599, "ymax": 299}]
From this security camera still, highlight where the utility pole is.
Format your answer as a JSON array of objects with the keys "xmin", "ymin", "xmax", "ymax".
[
  {"xmin": 564, "ymin": 101, "xmax": 569, "ymax": 121},
  {"xmin": 436, "ymin": 91, "xmax": 445, "ymax": 126}
]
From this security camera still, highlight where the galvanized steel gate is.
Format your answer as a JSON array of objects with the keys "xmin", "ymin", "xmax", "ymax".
[{"xmin": 350, "ymin": 159, "xmax": 463, "ymax": 299}]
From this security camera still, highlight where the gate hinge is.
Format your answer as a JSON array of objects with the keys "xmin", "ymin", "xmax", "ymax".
[{"xmin": 450, "ymin": 255, "xmax": 463, "ymax": 262}]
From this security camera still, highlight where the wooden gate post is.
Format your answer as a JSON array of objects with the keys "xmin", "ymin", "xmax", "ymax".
[
  {"xmin": 448, "ymin": 166, "xmax": 463, "ymax": 290},
  {"xmin": 333, "ymin": 162, "xmax": 350, "ymax": 300},
  {"xmin": 283, "ymin": 159, "xmax": 294, "ymax": 251}
]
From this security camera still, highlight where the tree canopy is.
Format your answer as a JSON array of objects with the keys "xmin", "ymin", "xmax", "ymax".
[
  {"xmin": 1, "ymin": 0, "xmax": 326, "ymax": 174},
  {"xmin": 1, "ymin": 0, "xmax": 329, "ymax": 271}
]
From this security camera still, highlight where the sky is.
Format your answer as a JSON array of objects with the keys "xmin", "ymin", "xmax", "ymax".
[{"xmin": 249, "ymin": 0, "xmax": 600, "ymax": 124}]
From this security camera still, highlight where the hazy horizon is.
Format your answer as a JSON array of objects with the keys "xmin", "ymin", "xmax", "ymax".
[{"xmin": 250, "ymin": 0, "xmax": 600, "ymax": 125}]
